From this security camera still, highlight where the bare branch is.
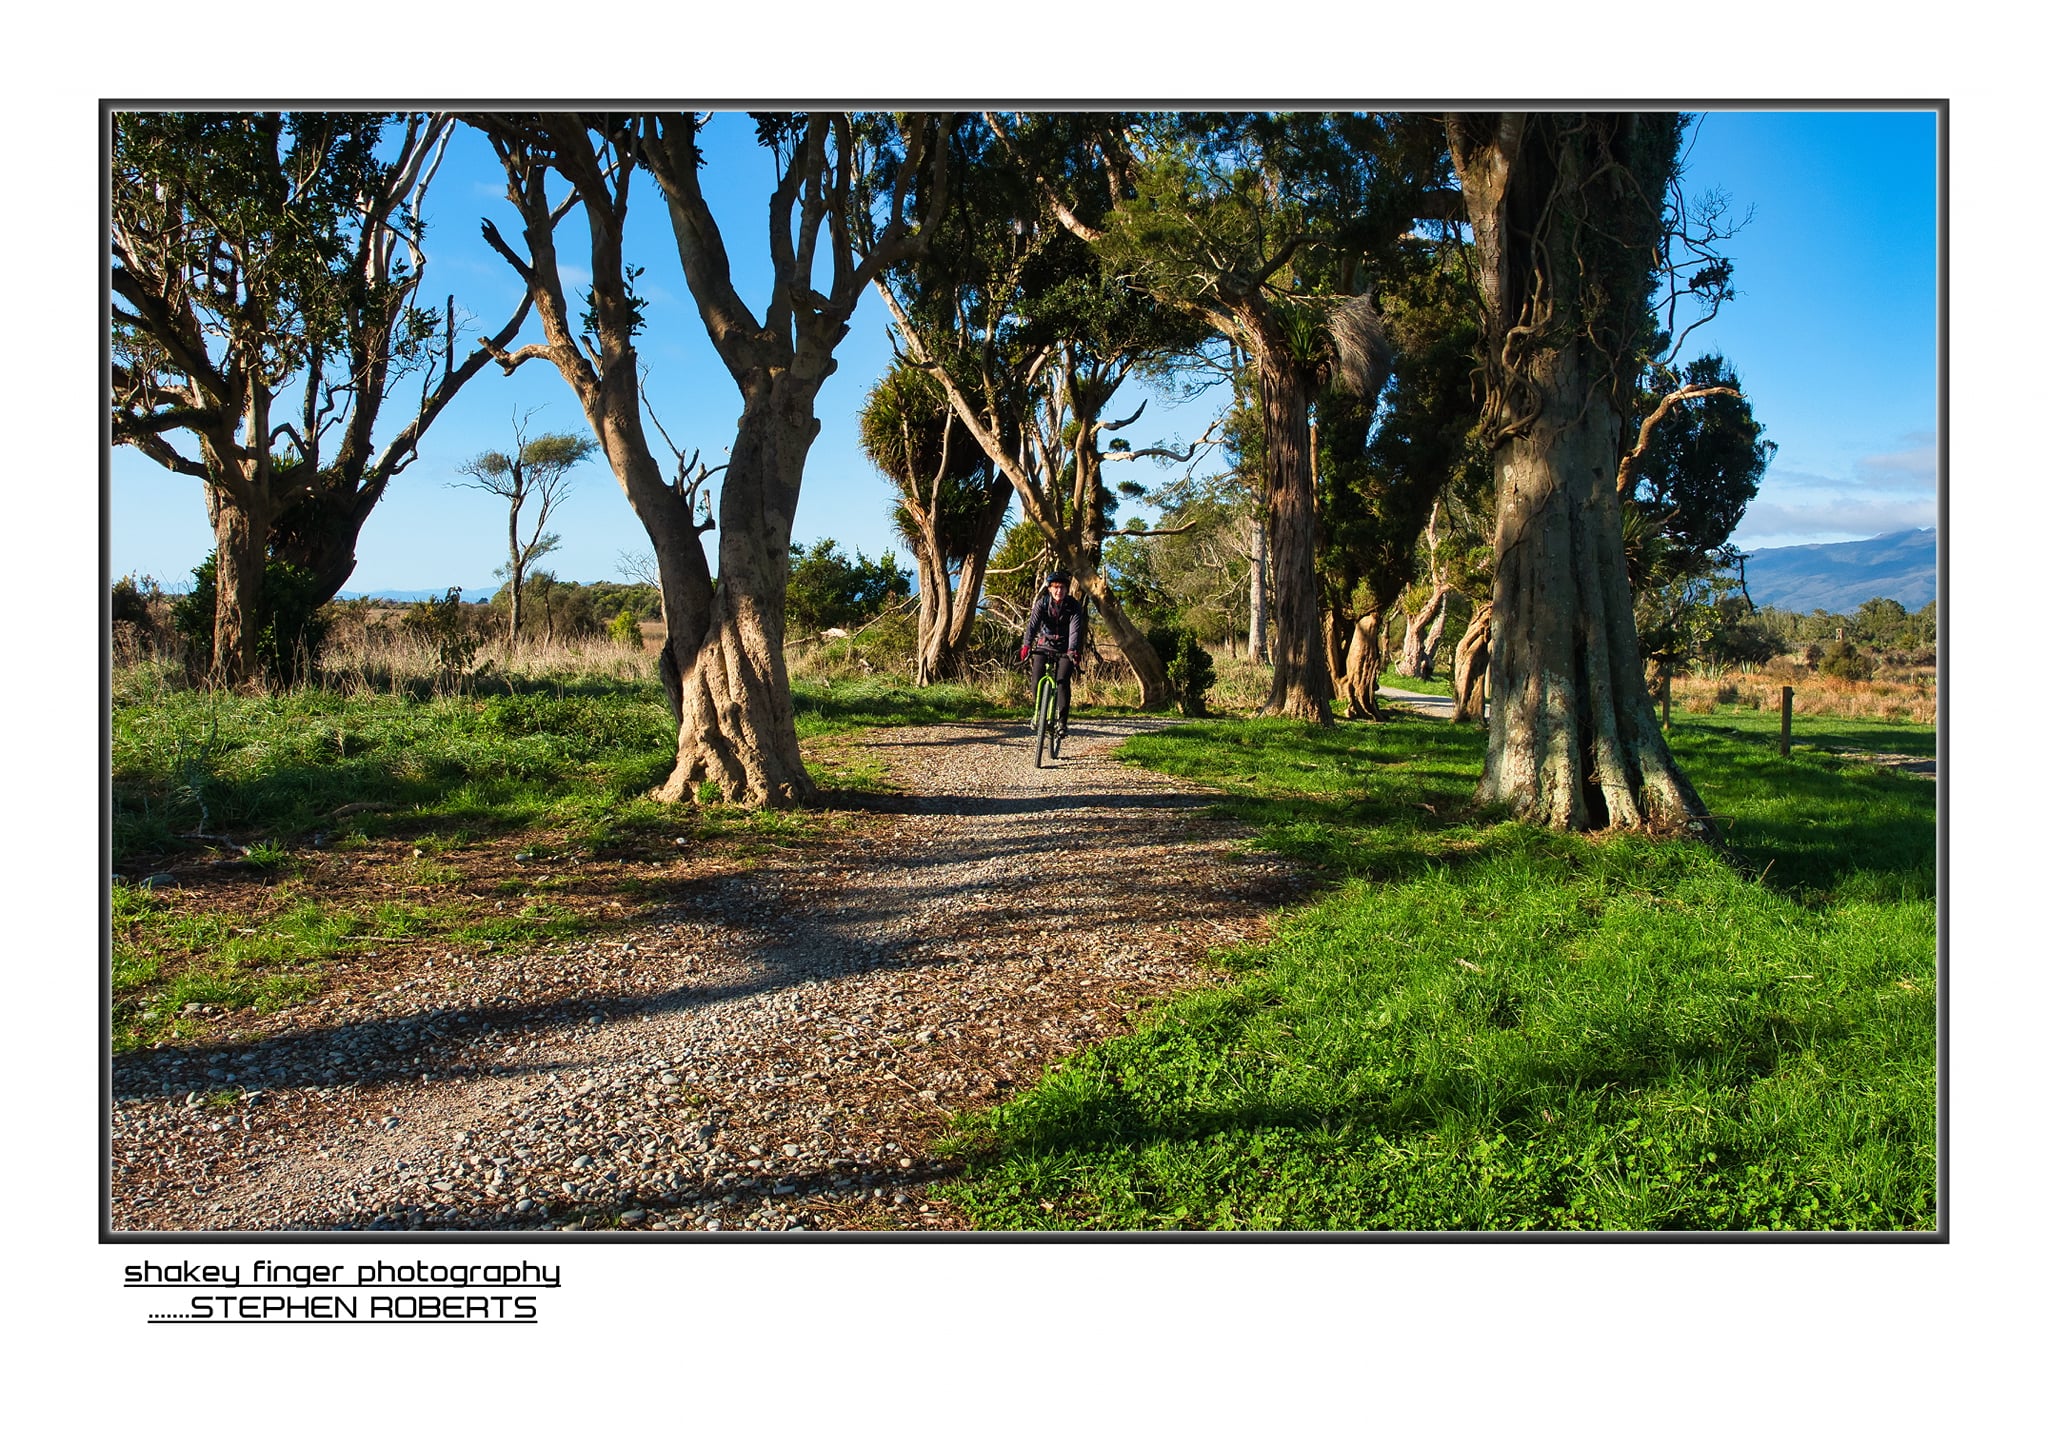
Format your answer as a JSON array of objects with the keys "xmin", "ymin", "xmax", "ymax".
[{"xmin": 1615, "ymin": 384, "xmax": 1741, "ymax": 496}]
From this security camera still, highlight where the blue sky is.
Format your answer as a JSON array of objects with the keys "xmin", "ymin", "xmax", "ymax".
[{"xmin": 108, "ymin": 109, "xmax": 1939, "ymax": 594}]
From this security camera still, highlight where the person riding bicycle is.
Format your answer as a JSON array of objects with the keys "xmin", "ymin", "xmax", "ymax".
[{"xmin": 1019, "ymin": 569, "xmax": 1086, "ymax": 736}]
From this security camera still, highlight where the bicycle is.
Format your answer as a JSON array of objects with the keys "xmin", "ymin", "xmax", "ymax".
[{"xmin": 1025, "ymin": 646, "xmax": 1072, "ymax": 768}]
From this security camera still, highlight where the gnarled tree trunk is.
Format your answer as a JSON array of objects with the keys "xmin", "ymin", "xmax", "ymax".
[
  {"xmin": 1450, "ymin": 110, "xmax": 1711, "ymax": 835},
  {"xmin": 1472, "ymin": 341, "xmax": 1706, "ymax": 830},
  {"xmin": 1340, "ymin": 608, "xmax": 1385, "ymax": 719},
  {"xmin": 654, "ymin": 387, "xmax": 820, "ymax": 807},
  {"xmin": 1400, "ymin": 583, "xmax": 1450, "ymax": 678},
  {"xmin": 1451, "ymin": 600, "xmax": 1492, "ymax": 723}
]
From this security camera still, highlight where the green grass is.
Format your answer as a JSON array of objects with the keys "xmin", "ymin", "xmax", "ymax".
[
  {"xmin": 110, "ymin": 669, "xmax": 1014, "ymax": 1050},
  {"xmin": 111, "ymin": 673, "xmax": 687, "ymax": 860},
  {"xmin": 1667, "ymin": 708, "xmax": 1936, "ymax": 762},
  {"xmin": 1378, "ymin": 666, "xmax": 1454, "ymax": 698},
  {"xmin": 791, "ymin": 676, "xmax": 1011, "ymax": 739},
  {"xmin": 935, "ymin": 712, "xmax": 1937, "ymax": 1232}
]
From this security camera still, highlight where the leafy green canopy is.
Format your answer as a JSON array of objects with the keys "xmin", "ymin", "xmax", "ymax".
[{"xmin": 111, "ymin": 113, "xmax": 438, "ymax": 425}]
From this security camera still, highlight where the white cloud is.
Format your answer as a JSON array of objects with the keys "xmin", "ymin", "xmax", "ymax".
[
  {"xmin": 1731, "ymin": 494, "xmax": 1936, "ymax": 550},
  {"xmin": 1736, "ymin": 429, "xmax": 1939, "ymax": 547},
  {"xmin": 1851, "ymin": 430, "xmax": 1938, "ymax": 492}
]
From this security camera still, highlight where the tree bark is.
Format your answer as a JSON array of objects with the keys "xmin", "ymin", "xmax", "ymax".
[
  {"xmin": 1473, "ymin": 341, "xmax": 1708, "ymax": 831},
  {"xmin": 652, "ymin": 382, "xmax": 823, "ymax": 807},
  {"xmin": 1451, "ymin": 600, "xmax": 1492, "ymax": 723},
  {"xmin": 1400, "ymin": 584, "xmax": 1450, "ymax": 678},
  {"xmin": 1340, "ymin": 607, "xmax": 1384, "ymax": 719},
  {"xmin": 1449, "ymin": 110, "xmax": 1711, "ymax": 835},
  {"xmin": 1247, "ymin": 511, "xmax": 1269, "ymax": 665},
  {"xmin": 1256, "ymin": 350, "xmax": 1332, "ymax": 722},
  {"xmin": 205, "ymin": 482, "xmax": 273, "ymax": 689}
]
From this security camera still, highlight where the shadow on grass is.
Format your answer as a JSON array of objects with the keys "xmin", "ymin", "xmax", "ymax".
[
  {"xmin": 1671, "ymin": 734, "xmax": 1936, "ymax": 899},
  {"xmin": 1671, "ymin": 715, "xmax": 1936, "ymax": 759}
]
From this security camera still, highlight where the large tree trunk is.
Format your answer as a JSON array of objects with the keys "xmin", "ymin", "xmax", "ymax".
[
  {"xmin": 1256, "ymin": 352, "xmax": 1331, "ymax": 722},
  {"xmin": 1247, "ymin": 511, "xmax": 1269, "ymax": 665},
  {"xmin": 653, "ymin": 388, "xmax": 818, "ymax": 807},
  {"xmin": 1072, "ymin": 557, "xmax": 1169, "ymax": 708},
  {"xmin": 1400, "ymin": 584, "xmax": 1450, "ymax": 678},
  {"xmin": 1449, "ymin": 110, "xmax": 1709, "ymax": 836},
  {"xmin": 205, "ymin": 482, "xmax": 272, "ymax": 689},
  {"xmin": 1340, "ymin": 608, "xmax": 1385, "ymax": 719},
  {"xmin": 1474, "ymin": 342, "xmax": 1708, "ymax": 832},
  {"xmin": 1451, "ymin": 600, "xmax": 1492, "ymax": 723}
]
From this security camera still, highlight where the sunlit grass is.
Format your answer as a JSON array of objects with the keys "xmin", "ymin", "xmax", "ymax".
[{"xmin": 937, "ymin": 713, "xmax": 1936, "ymax": 1232}]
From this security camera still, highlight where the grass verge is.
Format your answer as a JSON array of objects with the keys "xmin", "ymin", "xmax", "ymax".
[
  {"xmin": 110, "ymin": 669, "xmax": 1007, "ymax": 1051},
  {"xmin": 934, "ymin": 713, "xmax": 1936, "ymax": 1231}
]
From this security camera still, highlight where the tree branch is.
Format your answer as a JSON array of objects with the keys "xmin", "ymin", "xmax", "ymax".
[
  {"xmin": 1615, "ymin": 384, "xmax": 1741, "ymax": 496},
  {"xmin": 985, "ymin": 111, "xmax": 1106, "ymax": 243}
]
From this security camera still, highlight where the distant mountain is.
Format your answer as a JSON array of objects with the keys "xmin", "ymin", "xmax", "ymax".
[
  {"xmin": 336, "ymin": 587, "xmax": 495, "ymax": 603},
  {"xmin": 1738, "ymin": 528, "xmax": 1936, "ymax": 614}
]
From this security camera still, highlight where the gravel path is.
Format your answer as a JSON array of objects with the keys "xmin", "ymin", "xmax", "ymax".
[{"xmin": 110, "ymin": 717, "xmax": 1303, "ymax": 1234}]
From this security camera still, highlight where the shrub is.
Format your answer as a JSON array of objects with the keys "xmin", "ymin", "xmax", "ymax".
[
  {"xmin": 606, "ymin": 608, "xmax": 642, "ymax": 647},
  {"xmin": 1146, "ymin": 626, "xmax": 1216, "ymax": 717},
  {"xmin": 786, "ymin": 539, "xmax": 910, "ymax": 636},
  {"xmin": 1820, "ymin": 640, "xmax": 1875, "ymax": 682},
  {"xmin": 401, "ymin": 588, "xmax": 487, "ymax": 692},
  {"xmin": 112, "ymin": 574, "xmax": 177, "ymax": 667},
  {"xmin": 171, "ymin": 552, "xmax": 330, "ymax": 685}
]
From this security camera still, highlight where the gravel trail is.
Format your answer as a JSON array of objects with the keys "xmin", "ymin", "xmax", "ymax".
[{"xmin": 110, "ymin": 717, "xmax": 1303, "ymax": 1234}]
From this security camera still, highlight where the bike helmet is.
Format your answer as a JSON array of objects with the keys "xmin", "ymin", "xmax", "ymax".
[{"xmin": 1047, "ymin": 569, "xmax": 1072, "ymax": 585}]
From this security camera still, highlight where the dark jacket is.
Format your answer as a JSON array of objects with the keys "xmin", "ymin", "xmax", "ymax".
[{"xmin": 1024, "ymin": 590, "xmax": 1087, "ymax": 656}]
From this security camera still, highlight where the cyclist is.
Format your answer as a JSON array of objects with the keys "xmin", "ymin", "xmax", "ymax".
[{"xmin": 1018, "ymin": 569, "xmax": 1086, "ymax": 737}]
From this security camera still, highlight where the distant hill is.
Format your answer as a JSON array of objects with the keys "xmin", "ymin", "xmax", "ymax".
[
  {"xmin": 1739, "ymin": 528, "xmax": 1936, "ymax": 613},
  {"xmin": 336, "ymin": 587, "xmax": 495, "ymax": 604}
]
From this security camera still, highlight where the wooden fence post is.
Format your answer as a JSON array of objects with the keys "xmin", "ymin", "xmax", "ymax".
[
  {"xmin": 1661, "ymin": 673, "xmax": 1672, "ymax": 729},
  {"xmin": 1779, "ymin": 685, "xmax": 1793, "ymax": 757}
]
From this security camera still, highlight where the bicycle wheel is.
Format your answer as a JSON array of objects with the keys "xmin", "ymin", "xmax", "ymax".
[{"xmin": 1033, "ymin": 675, "xmax": 1052, "ymax": 768}]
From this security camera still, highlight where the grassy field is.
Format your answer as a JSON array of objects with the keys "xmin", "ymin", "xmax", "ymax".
[
  {"xmin": 1667, "ymin": 706, "xmax": 1936, "ymax": 762},
  {"xmin": 934, "ymin": 713, "xmax": 1937, "ymax": 1232},
  {"xmin": 108, "ymin": 668, "xmax": 1004, "ymax": 1052},
  {"xmin": 111, "ymin": 659, "xmax": 1938, "ymax": 1231}
]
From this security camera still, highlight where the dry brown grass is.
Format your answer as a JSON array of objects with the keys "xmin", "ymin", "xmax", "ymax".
[
  {"xmin": 317, "ymin": 621, "xmax": 658, "ymax": 697},
  {"xmin": 1670, "ymin": 657, "xmax": 1937, "ymax": 724}
]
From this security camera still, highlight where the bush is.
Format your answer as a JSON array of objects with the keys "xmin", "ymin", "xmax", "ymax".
[
  {"xmin": 787, "ymin": 538, "xmax": 910, "ymax": 636},
  {"xmin": 401, "ymin": 588, "xmax": 488, "ymax": 691},
  {"xmin": 1146, "ymin": 626, "xmax": 1215, "ymax": 717},
  {"xmin": 171, "ymin": 552, "xmax": 330, "ymax": 685},
  {"xmin": 112, "ymin": 574, "xmax": 176, "ymax": 666},
  {"xmin": 1820, "ymin": 640, "xmax": 1875, "ymax": 682},
  {"xmin": 606, "ymin": 608, "xmax": 642, "ymax": 647}
]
